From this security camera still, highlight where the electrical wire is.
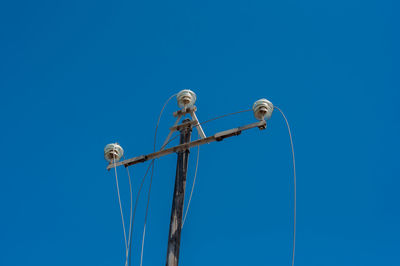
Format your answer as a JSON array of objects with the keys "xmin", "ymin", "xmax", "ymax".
[
  {"xmin": 274, "ymin": 106, "xmax": 296, "ymax": 266},
  {"xmin": 139, "ymin": 161, "xmax": 155, "ymax": 266},
  {"xmin": 112, "ymin": 157, "xmax": 128, "ymax": 256},
  {"xmin": 154, "ymin": 94, "xmax": 178, "ymax": 152},
  {"xmin": 198, "ymin": 109, "xmax": 252, "ymax": 126},
  {"xmin": 124, "ymin": 159, "xmax": 134, "ymax": 266},
  {"xmin": 128, "ymin": 160, "xmax": 154, "ymax": 266},
  {"xmin": 138, "ymin": 93, "xmax": 177, "ymax": 266},
  {"xmin": 127, "ymin": 104, "xmax": 255, "ymax": 265},
  {"xmin": 162, "ymin": 133, "xmax": 180, "ymax": 148},
  {"xmin": 111, "ymin": 154, "xmax": 134, "ymax": 266},
  {"xmin": 182, "ymin": 145, "xmax": 200, "ymax": 228},
  {"xmin": 126, "ymin": 94, "xmax": 177, "ymax": 265},
  {"xmin": 180, "ymin": 109, "xmax": 254, "ymax": 227},
  {"xmin": 170, "ymin": 108, "xmax": 253, "ymax": 229}
]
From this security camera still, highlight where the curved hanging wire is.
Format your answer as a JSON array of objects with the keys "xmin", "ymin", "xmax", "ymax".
[
  {"xmin": 124, "ymin": 163, "xmax": 133, "ymax": 266},
  {"xmin": 182, "ymin": 145, "xmax": 200, "ymax": 228},
  {"xmin": 274, "ymin": 106, "xmax": 296, "ymax": 266},
  {"xmin": 139, "ymin": 161, "xmax": 155, "ymax": 266},
  {"xmin": 110, "ymin": 152, "xmax": 134, "ymax": 266},
  {"xmin": 112, "ymin": 157, "xmax": 128, "ymax": 253},
  {"xmin": 137, "ymin": 93, "xmax": 177, "ymax": 266},
  {"xmin": 127, "ymin": 160, "xmax": 154, "ymax": 266}
]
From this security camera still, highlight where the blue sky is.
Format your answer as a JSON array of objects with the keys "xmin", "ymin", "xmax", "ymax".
[{"xmin": 0, "ymin": 1, "xmax": 399, "ymax": 265}]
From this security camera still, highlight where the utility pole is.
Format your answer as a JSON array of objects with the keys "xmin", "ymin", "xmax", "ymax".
[
  {"xmin": 165, "ymin": 119, "xmax": 192, "ymax": 266},
  {"xmin": 104, "ymin": 90, "xmax": 273, "ymax": 266}
]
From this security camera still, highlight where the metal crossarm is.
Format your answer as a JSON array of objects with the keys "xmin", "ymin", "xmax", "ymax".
[{"xmin": 107, "ymin": 120, "xmax": 266, "ymax": 170}]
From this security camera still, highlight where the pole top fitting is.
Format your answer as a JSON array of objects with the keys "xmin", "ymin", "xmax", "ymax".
[
  {"xmin": 177, "ymin": 89, "xmax": 196, "ymax": 108},
  {"xmin": 253, "ymin": 98, "xmax": 274, "ymax": 121}
]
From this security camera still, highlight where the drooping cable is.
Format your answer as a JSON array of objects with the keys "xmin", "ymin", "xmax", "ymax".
[
  {"xmin": 112, "ymin": 157, "xmax": 128, "ymax": 256},
  {"xmin": 127, "ymin": 160, "xmax": 154, "ymax": 266},
  {"xmin": 138, "ymin": 93, "xmax": 177, "ymax": 266},
  {"xmin": 124, "ymin": 160, "xmax": 134, "ymax": 266},
  {"xmin": 274, "ymin": 106, "xmax": 296, "ymax": 266},
  {"xmin": 182, "ymin": 145, "xmax": 200, "ymax": 228},
  {"xmin": 154, "ymin": 93, "xmax": 178, "ymax": 152},
  {"xmin": 139, "ymin": 161, "xmax": 155, "ymax": 266}
]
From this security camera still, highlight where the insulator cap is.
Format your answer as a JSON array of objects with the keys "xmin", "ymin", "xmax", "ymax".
[
  {"xmin": 177, "ymin": 89, "xmax": 196, "ymax": 108},
  {"xmin": 104, "ymin": 143, "xmax": 124, "ymax": 163},
  {"xmin": 253, "ymin": 98, "xmax": 274, "ymax": 120}
]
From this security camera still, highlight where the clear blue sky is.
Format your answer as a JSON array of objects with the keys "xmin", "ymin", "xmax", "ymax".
[{"xmin": 0, "ymin": 1, "xmax": 399, "ymax": 265}]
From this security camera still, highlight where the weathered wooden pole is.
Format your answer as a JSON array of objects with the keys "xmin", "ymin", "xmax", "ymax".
[{"xmin": 165, "ymin": 119, "xmax": 192, "ymax": 266}]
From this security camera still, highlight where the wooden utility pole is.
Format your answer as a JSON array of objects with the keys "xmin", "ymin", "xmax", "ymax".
[
  {"xmin": 165, "ymin": 119, "xmax": 192, "ymax": 266},
  {"xmin": 104, "ymin": 91, "xmax": 273, "ymax": 266},
  {"xmin": 105, "ymin": 118, "xmax": 266, "ymax": 266}
]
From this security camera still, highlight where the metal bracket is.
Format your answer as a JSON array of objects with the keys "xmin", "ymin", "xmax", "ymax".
[{"xmin": 160, "ymin": 105, "xmax": 206, "ymax": 151}]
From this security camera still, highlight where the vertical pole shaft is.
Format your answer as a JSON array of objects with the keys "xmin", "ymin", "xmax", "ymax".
[{"xmin": 166, "ymin": 119, "xmax": 192, "ymax": 266}]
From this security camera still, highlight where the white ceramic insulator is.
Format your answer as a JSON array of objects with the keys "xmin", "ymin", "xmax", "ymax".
[
  {"xmin": 177, "ymin": 89, "xmax": 196, "ymax": 108},
  {"xmin": 104, "ymin": 143, "xmax": 124, "ymax": 163},
  {"xmin": 253, "ymin": 98, "xmax": 274, "ymax": 120}
]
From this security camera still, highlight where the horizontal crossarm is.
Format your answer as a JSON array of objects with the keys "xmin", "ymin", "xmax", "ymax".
[{"xmin": 107, "ymin": 120, "xmax": 266, "ymax": 170}]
